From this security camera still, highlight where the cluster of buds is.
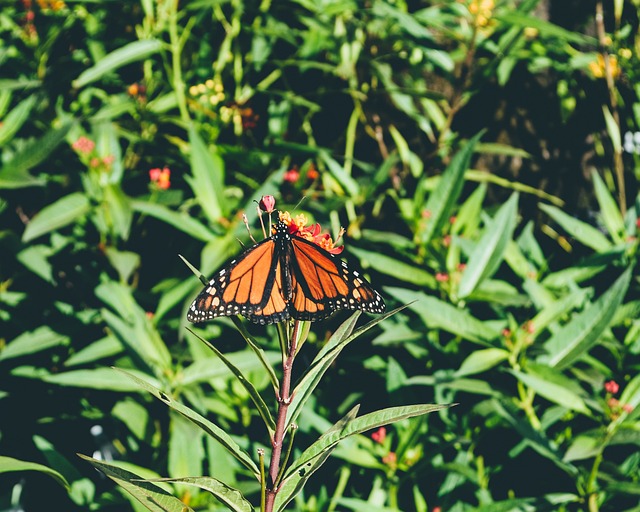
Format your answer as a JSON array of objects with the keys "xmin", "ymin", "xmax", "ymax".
[
  {"xmin": 149, "ymin": 167, "xmax": 171, "ymax": 190},
  {"xmin": 604, "ymin": 380, "xmax": 634, "ymax": 420},
  {"xmin": 71, "ymin": 136, "xmax": 115, "ymax": 173},
  {"xmin": 189, "ymin": 78, "xmax": 225, "ymax": 106},
  {"xmin": 257, "ymin": 195, "xmax": 343, "ymax": 254}
]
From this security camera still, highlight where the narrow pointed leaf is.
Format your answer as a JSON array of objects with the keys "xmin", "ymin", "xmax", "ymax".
[
  {"xmin": 0, "ymin": 456, "xmax": 69, "ymax": 490},
  {"xmin": 73, "ymin": 39, "xmax": 163, "ymax": 88},
  {"xmin": 0, "ymin": 326, "xmax": 69, "ymax": 361},
  {"xmin": 0, "ymin": 122, "xmax": 73, "ymax": 189},
  {"xmin": 418, "ymin": 131, "xmax": 483, "ymax": 245},
  {"xmin": 231, "ymin": 316, "xmax": 280, "ymax": 393},
  {"xmin": 591, "ymin": 169, "xmax": 625, "ymax": 243},
  {"xmin": 509, "ymin": 370, "xmax": 590, "ymax": 414},
  {"xmin": 131, "ymin": 200, "xmax": 215, "ymax": 242},
  {"xmin": 113, "ymin": 369, "xmax": 260, "ymax": 478},
  {"xmin": 187, "ymin": 328, "xmax": 276, "ymax": 434},
  {"xmin": 540, "ymin": 203, "xmax": 611, "ymax": 252},
  {"xmin": 455, "ymin": 348, "xmax": 509, "ymax": 377},
  {"xmin": 0, "ymin": 95, "xmax": 36, "ymax": 146},
  {"xmin": 78, "ymin": 454, "xmax": 193, "ymax": 512},
  {"xmin": 540, "ymin": 267, "xmax": 631, "ymax": 369},
  {"xmin": 145, "ymin": 477, "xmax": 253, "ymax": 512},
  {"xmin": 287, "ymin": 307, "xmax": 407, "ymax": 427},
  {"xmin": 22, "ymin": 192, "xmax": 90, "ymax": 242},
  {"xmin": 280, "ymin": 403, "xmax": 450, "ymax": 507},
  {"xmin": 458, "ymin": 193, "xmax": 519, "ymax": 298},
  {"xmin": 187, "ymin": 126, "xmax": 226, "ymax": 223},
  {"xmin": 386, "ymin": 288, "xmax": 496, "ymax": 344},
  {"xmin": 275, "ymin": 406, "xmax": 360, "ymax": 511}
]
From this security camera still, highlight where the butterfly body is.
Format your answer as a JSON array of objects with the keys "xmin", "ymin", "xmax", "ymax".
[{"xmin": 188, "ymin": 220, "xmax": 385, "ymax": 325}]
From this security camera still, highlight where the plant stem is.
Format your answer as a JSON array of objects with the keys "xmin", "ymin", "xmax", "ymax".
[
  {"xmin": 168, "ymin": 0, "xmax": 190, "ymax": 124},
  {"xmin": 264, "ymin": 321, "xmax": 300, "ymax": 511},
  {"xmin": 595, "ymin": 0, "xmax": 626, "ymax": 215}
]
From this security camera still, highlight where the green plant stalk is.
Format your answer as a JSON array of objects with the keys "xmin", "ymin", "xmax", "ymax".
[
  {"xmin": 259, "ymin": 449, "xmax": 266, "ymax": 512},
  {"xmin": 265, "ymin": 320, "xmax": 301, "ymax": 511},
  {"xmin": 595, "ymin": 0, "xmax": 626, "ymax": 216},
  {"xmin": 327, "ymin": 465, "xmax": 351, "ymax": 512},
  {"xmin": 388, "ymin": 481, "xmax": 399, "ymax": 510},
  {"xmin": 168, "ymin": 0, "xmax": 190, "ymax": 123},
  {"xmin": 516, "ymin": 380, "xmax": 541, "ymax": 430},
  {"xmin": 274, "ymin": 424, "xmax": 298, "ymax": 487}
]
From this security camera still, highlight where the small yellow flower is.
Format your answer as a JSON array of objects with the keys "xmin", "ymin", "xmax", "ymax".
[{"xmin": 589, "ymin": 54, "xmax": 620, "ymax": 79}]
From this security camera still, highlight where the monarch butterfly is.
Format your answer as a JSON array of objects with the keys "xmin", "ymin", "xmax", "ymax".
[{"xmin": 187, "ymin": 217, "xmax": 385, "ymax": 325}]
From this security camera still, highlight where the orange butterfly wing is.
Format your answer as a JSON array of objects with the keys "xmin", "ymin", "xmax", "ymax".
[
  {"xmin": 287, "ymin": 235, "xmax": 385, "ymax": 321},
  {"xmin": 188, "ymin": 220, "xmax": 385, "ymax": 324},
  {"xmin": 187, "ymin": 238, "xmax": 280, "ymax": 323}
]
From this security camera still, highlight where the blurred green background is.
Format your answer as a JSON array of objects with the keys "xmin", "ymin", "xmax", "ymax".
[{"xmin": 1, "ymin": 0, "xmax": 640, "ymax": 510}]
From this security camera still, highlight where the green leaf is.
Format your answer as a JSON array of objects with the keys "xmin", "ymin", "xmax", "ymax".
[
  {"xmin": 455, "ymin": 348, "xmax": 509, "ymax": 377},
  {"xmin": 0, "ymin": 456, "xmax": 69, "ymax": 490},
  {"xmin": 0, "ymin": 121, "xmax": 73, "ymax": 189},
  {"xmin": 186, "ymin": 329, "xmax": 277, "ymax": 434},
  {"xmin": 16, "ymin": 244, "xmax": 54, "ymax": 283},
  {"xmin": 287, "ymin": 308, "xmax": 405, "ymax": 428},
  {"xmin": 318, "ymin": 150, "xmax": 360, "ymax": 197},
  {"xmin": 114, "ymin": 369, "xmax": 260, "ymax": 478},
  {"xmin": 563, "ymin": 435, "xmax": 600, "ymax": 462},
  {"xmin": 73, "ymin": 39, "xmax": 163, "ymax": 89},
  {"xmin": 39, "ymin": 368, "xmax": 159, "ymax": 391},
  {"xmin": 496, "ymin": 12, "xmax": 596, "ymax": 44},
  {"xmin": 285, "ymin": 312, "xmax": 362, "ymax": 428},
  {"xmin": 104, "ymin": 185, "xmax": 133, "ymax": 241},
  {"xmin": 22, "ymin": 192, "xmax": 90, "ymax": 242},
  {"xmin": 279, "ymin": 403, "xmax": 450, "ymax": 509},
  {"xmin": 418, "ymin": 132, "xmax": 483, "ymax": 245},
  {"xmin": 0, "ymin": 95, "xmax": 37, "ymax": 146},
  {"xmin": 96, "ymin": 280, "xmax": 172, "ymax": 372},
  {"xmin": 508, "ymin": 368, "xmax": 590, "ymax": 415},
  {"xmin": 540, "ymin": 203, "xmax": 612, "ymax": 252},
  {"xmin": 527, "ymin": 285, "xmax": 589, "ymax": 336},
  {"xmin": 591, "ymin": 170, "xmax": 625, "ymax": 243},
  {"xmin": 0, "ymin": 326, "xmax": 69, "ymax": 361},
  {"xmin": 231, "ymin": 317, "xmax": 280, "ymax": 393},
  {"xmin": 602, "ymin": 106, "xmax": 622, "ymax": 154},
  {"xmin": 540, "ymin": 267, "xmax": 631, "ymax": 369},
  {"xmin": 141, "ymin": 477, "xmax": 253, "ymax": 512},
  {"xmin": 179, "ymin": 347, "xmax": 280, "ymax": 387},
  {"xmin": 167, "ymin": 414, "xmax": 205, "ymax": 492},
  {"xmin": 349, "ymin": 248, "xmax": 435, "ymax": 287},
  {"xmin": 458, "ymin": 193, "xmax": 519, "ymax": 298},
  {"xmin": 131, "ymin": 200, "xmax": 215, "ymax": 242},
  {"xmin": 492, "ymin": 400, "xmax": 578, "ymax": 476},
  {"xmin": 78, "ymin": 454, "xmax": 194, "ymax": 512},
  {"xmin": 386, "ymin": 288, "xmax": 496, "ymax": 345},
  {"xmin": 186, "ymin": 126, "xmax": 226, "ymax": 224}
]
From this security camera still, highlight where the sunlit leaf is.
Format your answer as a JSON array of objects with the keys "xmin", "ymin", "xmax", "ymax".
[
  {"xmin": 458, "ymin": 193, "xmax": 519, "ymax": 298},
  {"xmin": 78, "ymin": 454, "xmax": 193, "ymax": 512},
  {"xmin": 0, "ymin": 456, "xmax": 69, "ymax": 490},
  {"xmin": 73, "ymin": 40, "xmax": 163, "ymax": 88}
]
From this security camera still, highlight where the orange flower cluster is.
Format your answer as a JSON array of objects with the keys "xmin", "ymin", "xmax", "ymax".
[
  {"xmin": 149, "ymin": 167, "xmax": 171, "ymax": 190},
  {"xmin": 278, "ymin": 211, "xmax": 344, "ymax": 255}
]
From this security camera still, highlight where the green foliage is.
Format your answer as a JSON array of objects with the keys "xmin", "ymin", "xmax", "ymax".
[{"xmin": 2, "ymin": 0, "xmax": 640, "ymax": 511}]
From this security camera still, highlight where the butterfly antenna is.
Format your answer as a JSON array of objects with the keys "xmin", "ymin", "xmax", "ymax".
[
  {"xmin": 293, "ymin": 195, "xmax": 307, "ymax": 211},
  {"xmin": 242, "ymin": 213, "xmax": 258, "ymax": 244}
]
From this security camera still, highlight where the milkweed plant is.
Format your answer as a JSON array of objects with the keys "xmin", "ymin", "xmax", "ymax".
[{"xmin": 82, "ymin": 196, "xmax": 450, "ymax": 512}]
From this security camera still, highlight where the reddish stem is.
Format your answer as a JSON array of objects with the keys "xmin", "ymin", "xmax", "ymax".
[{"xmin": 264, "ymin": 321, "xmax": 300, "ymax": 511}]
